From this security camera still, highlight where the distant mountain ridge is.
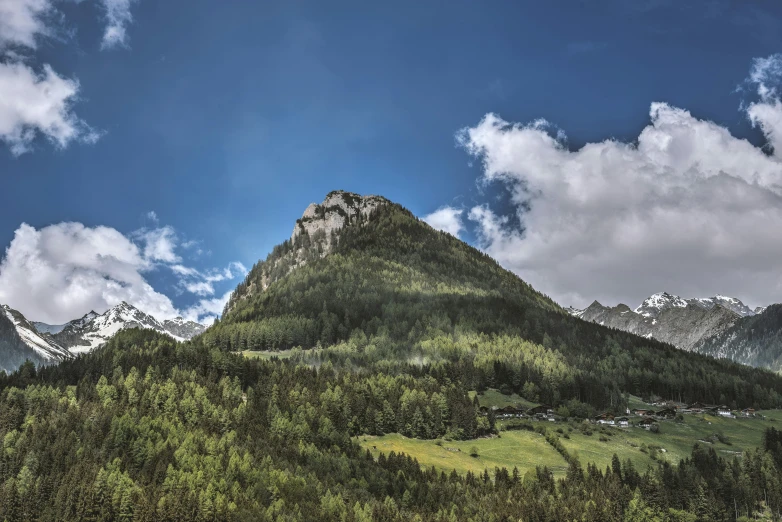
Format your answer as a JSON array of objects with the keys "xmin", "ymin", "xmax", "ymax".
[
  {"xmin": 568, "ymin": 292, "xmax": 763, "ymax": 352},
  {"xmin": 2, "ymin": 305, "xmax": 72, "ymax": 362},
  {"xmin": 50, "ymin": 302, "xmax": 206, "ymax": 353},
  {"xmin": 0, "ymin": 302, "xmax": 206, "ymax": 372},
  {"xmin": 694, "ymin": 305, "xmax": 782, "ymax": 371}
]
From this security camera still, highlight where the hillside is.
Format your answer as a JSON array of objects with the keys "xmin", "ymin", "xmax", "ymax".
[
  {"xmin": 207, "ymin": 191, "xmax": 782, "ymax": 411},
  {"xmin": 0, "ymin": 310, "xmax": 48, "ymax": 373},
  {"xmin": 694, "ymin": 304, "xmax": 782, "ymax": 371},
  {"xmin": 3, "ymin": 191, "xmax": 782, "ymax": 520}
]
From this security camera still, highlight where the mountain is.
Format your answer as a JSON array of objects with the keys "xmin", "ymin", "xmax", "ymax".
[
  {"xmin": 693, "ymin": 304, "xmax": 782, "ymax": 371},
  {"xmin": 0, "ymin": 301, "xmax": 206, "ymax": 371},
  {"xmin": 162, "ymin": 316, "xmax": 207, "ymax": 339},
  {"xmin": 51, "ymin": 302, "xmax": 205, "ymax": 353},
  {"xmin": 32, "ymin": 321, "xmax": 68, "ymax": 334},
  {"xmin": 225, "ymin": 190, "xmax": 388, "ymax": 312},
  {"xmin": 1, "ymin": 305, "xmax": 72, "ymax": 364},
  {"xmin": 3, "ymin": 191, "xmax": 782, "ymax": 521},
  {"xmin": 0, "ymin": 309, "xmax": 49, "ymax": 373},
  {"xmin": 568, "ymin": 292, "xmax": 760, "ymax": 352},
  {"xmin": 209, "ymin": 190, "xmax": 782, "ymax": 411}
]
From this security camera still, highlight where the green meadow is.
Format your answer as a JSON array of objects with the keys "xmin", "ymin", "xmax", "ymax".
[
  {"xmin": 360, "ymin": 390, "xmax": 782, "ymax": 477},
  {"xmin": 239, "ymin": 350, "xmax": 296, "ymax": 360}
]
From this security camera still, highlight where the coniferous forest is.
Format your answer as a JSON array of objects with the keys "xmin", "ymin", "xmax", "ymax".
[{"xmin": 3, "ymin": 199, "xmax": 782, "ymax": 520}]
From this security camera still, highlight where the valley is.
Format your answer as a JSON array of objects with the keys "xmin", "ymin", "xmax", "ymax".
[
  {"xmin": 2, "ymin": 191, "xmax": 782, "ymax": 521},
  {"xmin": 361, "ymin": 391, "xmax": 782, "ymax": 478}
]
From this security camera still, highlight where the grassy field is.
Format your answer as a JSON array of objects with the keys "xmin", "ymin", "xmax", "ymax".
[
  {"xmin": 360, "ymin": 410, "xmax": 782, "ymax": 478},
  {"xmin": 239, "ymin": 350, "xmax": 295, "ymax": 360},
  {"xmin": 360, "ymin": 431, "xmax": 569, "ymax": 477},
  {"xmin": 468, "ymin": 389, "xmax": 538, "ymax": 409}
]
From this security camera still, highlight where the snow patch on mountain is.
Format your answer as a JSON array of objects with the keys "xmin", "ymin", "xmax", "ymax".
[
  {"xmin": 568, "ymin": 292, "xmax": 764, "ymax": 353},
  {"xmin": 634, "ymin": 292, "xmax": 688, "ymax": 318},
  {"xmin": 2, "ymin": 305, "xmax": 71, "ymax": 361},
  {"xmin": 51, "ymin": 302, "xmax": 204, "ymax": 354}
]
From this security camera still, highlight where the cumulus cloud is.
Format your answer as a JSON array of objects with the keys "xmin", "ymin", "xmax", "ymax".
[
  {"xmin": 422, "ymin": 206, "xmax": 465, "ymax": 237},
  {"xmin": 0, "ymin": 61, "xmax": 99, "ymax": 155},
  {"xmin": 0, "ymin": 0, "xmax": 54, "ymax": 50},
  {"xmin": 180, "ymin": 291, "xmax": 233, "ymax": 325},
  {"xmin": 458, "ymin": 54, "xmax": 782, "ymax": 310},
  {"xmin": 0, "ymin": 221, "xmax": 246, "ymax": 324},
  {"xmin": 135, "ymin": 226, "xmax": 180, "ymax": 264},
  {"xmin": 99, "ymin": 0, "xmax": 136, "ymax": 49},
  {"xmin": 175, "ymin": 261, "xmax": 247, "ymax": 297},
  {"xmin": 0, "ymin": 222, "xmax": 178, "ymax": 324},
  {"xmin": 0, "ymin": 0, "xmax": 141, "ymax": 155}
]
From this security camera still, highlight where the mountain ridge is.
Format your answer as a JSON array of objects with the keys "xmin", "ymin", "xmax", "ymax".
[
  {"xmin": 0, "ymin": 301, "xmax": 206, "ymax": 372},
  {"xmin": 567, "ymin": 292, "xmax": 781, "ymax": 368}
]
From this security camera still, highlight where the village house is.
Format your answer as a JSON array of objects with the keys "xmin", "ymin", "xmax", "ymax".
[
  {"xmin": 497, "ymin": 405, "xmax": 525, "ymax": 419},
  {"xmin": 616, "ymin": 417, "xmax": 630, "ymax": 427},
  {"xmin": 595, "ymin": 412, "xmax": 615, "ymax": 425},
  {"xmin": 741, "ymin": 408, "xmax": 756, "ymax": 417},
  {"xmin": 716, "ymin": 406, "xmax": 733, "ymax": 418},
  {"xmin": 637, "ymin": 417, "xmax": 656, "ymax": 430},
  {"xmin": 686, "ymin": 402, "xmax": 709, "ymax": 413},
  {"xmin": 527, "ymin": 404, "xmax": 554, "ymax": 419}
]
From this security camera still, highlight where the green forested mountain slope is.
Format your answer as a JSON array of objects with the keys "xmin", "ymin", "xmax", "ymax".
[
  {"xmin": 3, "ymin": 192, "xmax": 782, "ymax": 521},
  {"xmin": 3, "ymin": 329, "xmax": 782, "ymax": 521},
  {"xmin": 207, "ymin": 192, "xmax": 782, "ymax": 410}
]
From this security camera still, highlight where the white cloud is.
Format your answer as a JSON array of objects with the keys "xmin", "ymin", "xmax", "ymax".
[
  {"xmin": 0, "ymin": 221, "xmax": 247, "ymax": 324},
  {"xmin": 180, "ymin": 291, "xmax": 233, "ymax": 325},
  {"xmin": 422, "ymin": 206, "xmax": 465, "ymax": 237},
  {"xmin": 136, "ymin": 225, "xmax": 180, "ymax": 264},
  {"xmin": 0, "ymin": 0, "xmax": 54, "ymax": 50},
  {"xmin": 175, "ymin": 261, "xmax": 247, "ymax": 296},
  {"xmin": 0, "ymin": 61, "xmax": 98, "ymax": 155},
  {"xmin": 458, "ymin": 55, "xmax": 782, "ymax": 310},
  {"xmin": 184, "ymin": 281, "xmax": 214, "ymax": 297},
  {"xmin": 0, "ymin": 0, "xmax": 141, "ymax": 156},
  {"xmin": 99, "ymin": 0, "xmax": 136, "ymax": 50},
  {"xmin": 0, "ymin": 222, "xmax": 178, "ymax": 324}
]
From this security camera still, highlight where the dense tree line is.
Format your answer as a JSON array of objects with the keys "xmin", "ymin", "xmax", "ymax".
[{"xmin": 1, "ymin": 329, "xmax": 782, "ymax": 520}]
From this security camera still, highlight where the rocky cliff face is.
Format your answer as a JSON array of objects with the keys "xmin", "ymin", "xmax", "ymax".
[
  {"xmin": 291, "ymin": 191, "xmax": 386, "ymax": 252},
  {"xmin": 570, "ymin": 292, "xmax": 752, "ymax": 352},
  {"xmin": 693, "ymin": 305, "xmax": 782, "ymax": 371},
  {"xmin": 226, "ymin": 191, "xmax": 388, "ymax": 311}
]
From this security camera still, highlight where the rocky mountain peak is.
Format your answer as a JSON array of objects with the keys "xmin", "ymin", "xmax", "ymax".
[
  {"xmin": 291, "ymin": 190, "xmax": 388, "ymax": 252},
  {"xmin": 634, "ymin": 292, "xmax": 688, "ymax": 318},
  {"xmin": 568, "ymin": 290, "xmax": 767, "ymax": 354}
]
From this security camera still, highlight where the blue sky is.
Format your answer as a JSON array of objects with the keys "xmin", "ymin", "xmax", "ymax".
[{"xmin": 2, "ymin": 0, "xmax": 782, "ymax": 322}]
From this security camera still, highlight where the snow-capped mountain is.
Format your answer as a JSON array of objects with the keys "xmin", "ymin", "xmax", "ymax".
[
  {"xmin": 0, "ymin": 301, "xmax": 208, "ymax": 372},
  {"xmin": 51, "ymin": 302, "xmax": 205, "ymax": 354},
  {"xmin": 2, "ymin": 305, "xmax": 72, "ymax": 362},
  {"xmin": 32, "ymin": 321, "xmax": 68, "ymax": 334},
  {"xmin": 687, "ymin": 295, "xmax": 757, "ymax": 317},
  {"xmin": 568, "ymin": 292, "xmax": 764, "ymax": 352},
  {"xmin": 162, "ymin": 317, "xmax": 207, "ymax": 339},
  {"xmin": 634, "ymin": 292, "xmax": 689, "ymax": 318}
]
